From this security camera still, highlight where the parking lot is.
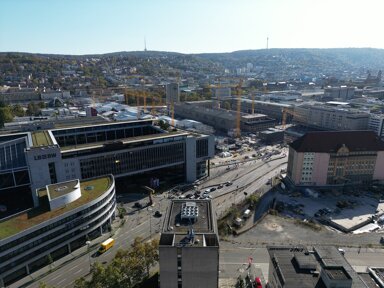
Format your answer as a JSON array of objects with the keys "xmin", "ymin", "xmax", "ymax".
[{"xmin": 276, "ymin": 188, "xmax": 384, "ymax": 233}]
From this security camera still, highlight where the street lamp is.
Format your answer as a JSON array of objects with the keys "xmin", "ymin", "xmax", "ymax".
[{"xmin": 86, "ymin": 241, "xmax": 91, "ymax": 272}]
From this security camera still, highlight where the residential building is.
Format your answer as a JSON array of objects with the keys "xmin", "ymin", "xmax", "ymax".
[
  {"xmin": 0, "ymin": 175, "xmax": 116, "ymax": 287},
  {"xmin": 287, "ymin": 131, "xmax": 384, "ymax": 186},
  {"xmin": 267, "ymin": 245, "xmax": 366, "ymax": 288},
  {"xmin": 159, "ymin": 200, "xmax": 219, "ymax": 288},
  {"xmin": 166, "ymin": 83, "xmax": 180, "ymax": 105}
]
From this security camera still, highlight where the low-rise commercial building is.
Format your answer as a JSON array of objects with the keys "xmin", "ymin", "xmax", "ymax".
[
  {"xmin": 267, "ymin": 245, "xmax": 366, "ymax": 288},
  {"xmin": 159, "ymin": 200, "xmax": 219, "ymax": 288},
  {"xmin": 0, "ymin": 175, "xmax": 116, "ymax": 286},
  {"xmin": 287, "ymin": 131, "xmax": 384, "ymax": 186}
]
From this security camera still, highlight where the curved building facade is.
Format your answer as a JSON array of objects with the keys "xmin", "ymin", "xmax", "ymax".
[{"xmin": 0, "ymin": 175, "xmax": 116, "ymax": 286}]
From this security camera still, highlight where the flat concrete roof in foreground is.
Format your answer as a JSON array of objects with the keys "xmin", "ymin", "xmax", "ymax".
[{"xmin": 164, "ymin": 200, "xmax": 214, "ymax": 234}]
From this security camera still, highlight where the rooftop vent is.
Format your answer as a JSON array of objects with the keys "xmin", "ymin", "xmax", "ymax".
[{"xmin": 181, "ymin": 202, "xmax": 199, "ymax": 221}]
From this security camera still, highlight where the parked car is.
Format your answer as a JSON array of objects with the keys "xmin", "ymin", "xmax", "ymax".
[
  {"xmin": 134, "ymin": 202, "xmax": 143, "ymax": 209},
  {"xmin": 154, "ymin": 211, "xmax": 162, "ymax": 217}
]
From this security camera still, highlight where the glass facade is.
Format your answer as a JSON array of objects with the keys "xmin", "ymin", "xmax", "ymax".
[
  {"xmin": 80, "ymin": 142, "xmax": 185, "ymax": 179},
  {"xmin": 0, "ymin": 139, "xmax": 29, "ymax": 190},
  {"xmin": 53, "ymin": 121, "xmax": 160, "ymax": 148}
]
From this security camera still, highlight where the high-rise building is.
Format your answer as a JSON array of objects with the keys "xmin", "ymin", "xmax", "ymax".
[
  {"xmin": 166, "ymin": 83, "xmax": 180, "ymax": 105},
  {"xmin": 159, "ymin": 200, "xmax": 219, "ymax": 288}
]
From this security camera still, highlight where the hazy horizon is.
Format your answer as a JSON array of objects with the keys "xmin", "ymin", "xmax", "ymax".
[{"xmin": 1, "ymin": 0, "xmax": 384, "ymax": 55}]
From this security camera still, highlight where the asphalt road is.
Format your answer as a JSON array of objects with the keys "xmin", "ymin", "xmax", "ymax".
[
  {"xmin": 16, "ymin": 193, "xmax": 168, "ymax": 288},
  {"xmin": 219, "ymin": 244, "xmax": 384, "ymax": 283},
  {"xmin": 14, "ymin": 145, "xmax": 384, "ymax": 287}
]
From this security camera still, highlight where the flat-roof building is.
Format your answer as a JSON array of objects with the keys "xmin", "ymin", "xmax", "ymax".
[
  {"xmin": 0, "ymin": 119, "xmax": 214, "ymax": 215},
  {"xmin": 293, "ymin": 103, "xmax": 369, "ymax": 131},
  {"xmin": 159, "ymin": 200, "xmax": 219, "ymax": 288},
  {"xmin": 287, "ymin": 130, "xmax": 384, "ymax": 186},
  {"xmin": 0, "ymin": 175, "xmax": 116, "ymax": 287},
  {"xmin": 174, "ymin": 102, "xmax": 275, "ymax": 136},
  {"xmin": 267, "ymin": 245, "xmax": 366, "ymax": 288}
]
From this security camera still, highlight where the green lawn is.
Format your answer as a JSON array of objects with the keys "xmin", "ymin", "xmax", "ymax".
[{"xmin": 0, "ymin": 176, "xmax": 113, "ymax": 240}]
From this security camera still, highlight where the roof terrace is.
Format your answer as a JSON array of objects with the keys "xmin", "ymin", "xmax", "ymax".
[{"xmin": 0, "ymin": 175, "xmax": 113, "ymax": 240}]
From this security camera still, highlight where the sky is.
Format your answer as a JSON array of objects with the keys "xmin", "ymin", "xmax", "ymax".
[{"xmin": 1, "ymin": 0, "xmax": 383, "ymax": 55}]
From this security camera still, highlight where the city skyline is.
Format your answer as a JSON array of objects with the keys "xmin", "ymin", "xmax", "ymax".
[{"xmin": 1, "ymin": 0, "xmax": 384, "ymax": 55}]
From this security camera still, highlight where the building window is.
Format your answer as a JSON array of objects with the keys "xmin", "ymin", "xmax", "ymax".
[{"xmin": 48, "ymin": 162, "xmax": 57, "ymax": 184}]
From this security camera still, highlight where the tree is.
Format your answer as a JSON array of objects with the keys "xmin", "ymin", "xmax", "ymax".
[
  {"xmin": 0, "ymin": 106, "xmax": 13, "ymax": 127},
  {"xmin": 130, "ymin": 237, "xmax": 159, "ymax": 277},
  {"xmin": 158, "ymin": 119, "xmax": 170, "ymax": 131},
  {"xmin": 74, "ymin": 237, "xmax": 159, "ymax": 288},
  {"xmin": 223, "ymin": 101, "xmax": 231, "ymax": 110},
  {"xmin": 12, "ymin": 104, "xmax": 25, "ymax": 117},
  {"xmin": 26, "ymin": 102, "xmax": 41, "ymax": 116},
  {"xmin": 38, "ymin": 282, "xmax": 55, "ymax": 288}
]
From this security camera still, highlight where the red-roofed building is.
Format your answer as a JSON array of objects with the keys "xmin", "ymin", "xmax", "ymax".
[{"xmin": 287, "ymin": 131, "xmax": 384, "ymax": 186}]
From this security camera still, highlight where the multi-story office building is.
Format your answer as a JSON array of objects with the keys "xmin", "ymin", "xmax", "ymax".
[
  {"xmin": 0, "ymin": 175, "xmax": 116, "ymax": 286},
  {"xmin": 267, "ymin": 245, "xmax": 366, "ymax": 288},
  {"xmin": 0, "ymin": 119, "xmax": 214, "ymax": 214},
  {"xmin": 287, "ymin": 131, "xmax": 384, "ymax": 186},
  {"xmin": 324, "ymin": 86, "xmax": 355, "ymax": 101},
  {"xmin": 174, "ymin": 102, "xmax": 276, "ymax": 135},
  {"xmin": 293, "ymin": 103, "xmax": 369, "ymax": 131},
  {"xmin": 237, "ymin": 99, "xmax": 291, "ymax": 122},
  {"xmin": 368, "ymin": 114, "xmax": 384, "ymax": 139},
  {"xmin": 166, "ymin": 83, "xmax": 180, "ymax": 104},
  {"xmin": 159, "ymin": 200, "xmax": 219, "ymax": 288}
]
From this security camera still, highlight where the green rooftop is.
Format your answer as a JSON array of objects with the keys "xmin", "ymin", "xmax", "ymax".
[
  {"xmin": 31, "ymin": 131, "xmax": 53, "ymax": 146},
  {"xmin": 0, "ymin": 176, "xmax": 113, "ymax": 240}
]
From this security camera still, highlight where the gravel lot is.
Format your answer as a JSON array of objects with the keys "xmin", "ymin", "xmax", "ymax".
[{"xmin": 221, "ymin": 214, "xmax": 384, "ymax": 248}]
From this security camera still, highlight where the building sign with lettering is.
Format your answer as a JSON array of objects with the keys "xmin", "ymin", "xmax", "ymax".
[{"xmin": 34, "ymin": 153, "xmax": 57, "ymax": 161}]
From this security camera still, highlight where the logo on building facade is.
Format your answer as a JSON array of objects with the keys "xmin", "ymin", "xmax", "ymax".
[{"xmin": 34, "ymin": 153, "xmax": 57, "ymax": 161}]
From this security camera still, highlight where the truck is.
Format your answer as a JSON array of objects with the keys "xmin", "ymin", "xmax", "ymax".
[{"xmin": 99, "ymin": 238, "xmax": 115, "ymax": 253}]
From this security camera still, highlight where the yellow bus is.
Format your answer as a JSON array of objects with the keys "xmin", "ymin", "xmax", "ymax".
[{"xmin": 98, "ymin": 238, "xmax": 115, "ymax": 253}]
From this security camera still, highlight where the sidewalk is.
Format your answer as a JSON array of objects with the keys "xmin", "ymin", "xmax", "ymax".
[{"xmin": 9, "ymin": 220, "xmax": 122, "ymax": 288}]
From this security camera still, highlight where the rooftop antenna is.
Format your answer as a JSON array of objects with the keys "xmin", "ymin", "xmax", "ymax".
[
  {"xmin": 144, "ymin": 37, "xmax": 147, "ymax": 52},
  {"xmin": 267, "ymin": 37, "xmax": 269, "ymax": 49}
]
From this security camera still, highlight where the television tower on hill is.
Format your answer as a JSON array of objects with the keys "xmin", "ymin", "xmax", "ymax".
[{"xmin": 144, "ymin": 37, "xmax": 147, "ymax": 52}]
